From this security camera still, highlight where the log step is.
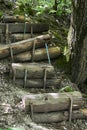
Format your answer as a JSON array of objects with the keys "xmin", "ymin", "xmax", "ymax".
[
  {"xmin": 0, "ymin": 34, "xmax": 51, "ymax": 59},
  {"xmin": 1, "ymin": 15, "xmax": 32, "ymax": 23},
  {"xmin": 30, "ymin": 109, "xmax": 87, "ymax": 123},
  {"xmin": 22, "ymin": 91, "xmax": 83, "ymax": 113},
  {"xmin": 0, "ymin": 23, "xmax": 49, "ymax": 33},
  {"xmin": 14, "ymin": 78, "xmax": 60, "ymax": 88},
  {"xmin": 10, "ymin": 33, "xmax": 40, "ymax": 42},
  {"xmin": 10, "ymin": 63, "xmax": 56, "ymax": 79},
  {"xmin": 13, "ymin": 46, "xmax": 61, "ymax": 62}
]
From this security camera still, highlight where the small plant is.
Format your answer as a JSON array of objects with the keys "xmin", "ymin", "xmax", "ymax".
[
  {"xmin": 0, "ymin": 11, "xmax": 3, "ymax": 18},
  {"xmin": 59, "ymin": 86, "xmax": 74, "ymax": 92}
]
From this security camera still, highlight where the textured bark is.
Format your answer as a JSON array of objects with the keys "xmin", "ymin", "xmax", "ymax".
[
  {"xmin": 14, "ymin": 78, "xmax": 60, "ymax": 88},
  {"xmin": 0, "ymin": 23, "xmax": 49, "ymax": 33},
  {"xmin": 68, "ymin": 0, "xmax": 87, "ymax": 84},
  {"xmin": 13, "ymin": 47, "xmax": 61, "ymax": 62},
  {"xmin": 11, "ymin": 33, "xmax": 40, "ymax": 42},
  {"xmin": 28, "ymin": 122, "xmax": 58, "ymax": 130},
  {"xmin": 22, "ymin": 91, "xmax": 83, "ymax": 112},
  {"xmin": 1, "ymin": 15, "xmax": 31, "ymax": 23},
  {"xmin": 10, "ymin": 63, "xmax": 56, "ymax": 79},
  {"xmin": 0, "ymin": 34, "xmax": 51, "ymax": 59},
  {"xmin": 30, "ymin": 109, "xmax": 87, "ymax": 123}
]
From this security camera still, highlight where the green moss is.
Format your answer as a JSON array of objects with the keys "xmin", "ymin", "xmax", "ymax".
[
  {"xmin": 0, "ymin": 11, "xmax": 3, "ymax": 17},
  {"xmin": 55, "ymin": 55, "xmax": 71, "ymax": 72},
  {"xmin": 82, "ymin": 94, "xmax": 87, "ymax": 98},
  {"xmin": 59, "ymin": 86, "xmax": 74, "ymax": 92}
]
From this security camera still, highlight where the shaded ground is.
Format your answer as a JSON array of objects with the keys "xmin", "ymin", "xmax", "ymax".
[{"xmin": 0, "ymin": 61, "xmax": 87, "ymax": 130}]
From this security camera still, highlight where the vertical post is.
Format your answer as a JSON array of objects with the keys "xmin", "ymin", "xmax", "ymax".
[
  {"xmin": 45, "ymin": 43, "xmax": 51, "ymax": 64},
  {"xmin": 43, "ymin": 68, "xmax": 47, "ymax": 89},
  {"xmin": 31, "ymin": 25, "xmax": 33, "ymax": 38},
  {"xmin": 0, "ymin": 29, "xmax": 3, "ymax": 44},
  {"xmin": 6, "ymin": 24, "xmax": 9, "ymax": 44},
  {"xmin": 32, "ymin": 41, "xmax": 36, "ymax": 62}
]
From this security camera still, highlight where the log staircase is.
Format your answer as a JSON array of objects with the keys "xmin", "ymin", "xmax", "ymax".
[{"xmin": 0, "ymin": 15, "xmax": 87, "ymax": 125}]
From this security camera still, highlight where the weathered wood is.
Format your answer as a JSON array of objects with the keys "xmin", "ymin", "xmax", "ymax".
[
  {"xmin": 30, "ymin": 109, "xmax": 87, "ymax": 123},
  {"xmin": 11, "ymin": 33, "xmax": 40, "ymax": 42},
  {"xmin": 10, "ymin": 63, "xmax": 56, "ymax": 79},
  {"xmin": 28, "ymin": 122, "xmax": 58, "ymax": 130},
  {"xmin": 1, "ymin": 15, "xmax": 31, "ymax": 23},
  {"xmin": 22, "ymin": 91, "xmax": 83, "ymax": 112},
  {"xmin": 0, "ymin": 23, "xmax": 49, "ymax": 33},
  {"xmin": 0, "ymin": 34, "xmax": 51, "ymax": 59},
  {"xmin": 13, "ymin": 46, "xmax": 61, "ymax": 62},
  {"xmin": 14, "ymin": 78, "xmax": 60, "ymax": 88}
]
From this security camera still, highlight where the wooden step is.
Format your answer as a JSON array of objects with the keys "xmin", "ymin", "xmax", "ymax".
[
  {"xmin": 0, "ymin": 34, "xmax": 51, "ymax": 59},
  {"xmin": 13, "ymin": 46, "xmax": 61, "ymax": 62},
  {"xmin": 22, "ymin": 91, "xmax": 83, "ymax": 113},
  {"xmin": 10, "ymin": 63, "xmax": 56, "ymax": 79},
  {"xmin": 0, "ymin": 23, "xmax": 49, "ymax": 33},
  {"xmin": 29, "ymin": 109, "xmax": 87, "ymax": 123}
]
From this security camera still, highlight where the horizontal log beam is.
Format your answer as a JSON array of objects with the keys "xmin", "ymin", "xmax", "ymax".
[
  {"xmin": 28, "ymin": 122, "xmax": 58, "ymax": 130},
  {"xmin": 0, "ymin": 34, "xmax": 51, "ymax": 59},
  {"xmin": 0, "ymin": 23, "xmax": 49, "ymax": 33},
  {"xmin": 1, "ymin": 15, "xmax": 31, "ymax": 23},
  {"xmin": 10, "ymin": 63, "xmax": 56, "ymax": 79},
  {"xmin": 14, "ymin": 78, "xmax": 60, "ymax": 88},
  {"xmin": 30, "ymin": 109, "xmax": 87, "ymax": 123},
  {"xmin": 11, "ymin": 33, "xmax": 40, "ymax": 42},
  {"xmin": 13, "ymin": 46, "xmax": 61, "ymax": 62},
  {"xmin": 22, "ymin": 91, "xmax": 83, "ymax": 112}
]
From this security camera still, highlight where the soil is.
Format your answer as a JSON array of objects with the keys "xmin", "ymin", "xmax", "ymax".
[{"xmin": 0, "ymin": 61, "xmax": 86, "ymax": 130}]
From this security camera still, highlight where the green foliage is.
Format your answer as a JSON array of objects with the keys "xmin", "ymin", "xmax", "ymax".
[
  {"xmin": 0, "ymin": 11, "xmax": 3, "ymax": 17},
  {"xmin": 59, "ymin": 86, "xmax": 74, "ymax": 92},
  {"xmin": 14, "ymin": 0, "xmax": 35, "ymax": 15},
  {"xmin": 64, "ymin": 45, "xmax": 70, "ymax": 62},
  {"xmin": 55, "ymin": 55, "xmax": 71, "ymax": 72},
  {"xmin": 82, "ymin": 94, "xmax": 87, "ymax": 99},
  {"xmin": 56, "ymin": 0, "xmax": 71, "ymax": 16},
  {"xmin": 15, "ymin": 0, "xmax": 71, "ymax": 16}
]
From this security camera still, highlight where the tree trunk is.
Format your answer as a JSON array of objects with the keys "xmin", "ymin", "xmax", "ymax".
[{"xmin": 68, "ymin": 0, "xmax": 87, "ymax": 85}]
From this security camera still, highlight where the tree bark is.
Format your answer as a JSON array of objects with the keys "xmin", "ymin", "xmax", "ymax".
[
  {"xmin": 0, "ymin": 34, "xmax": 51, "ymax": 59},
  {"xmin": 11, "ymin": 33, "xmax": 40, "ymax": 42},
  {"xmin": 1, "ymin": 15, "xmax": 31, "ymax": 23},
  {"xmin": 30, "ymin": 109, "xmax": 87, "ymax": 123},
  {"xmin": 22, "ymin": 91, "xmax": 83, "ymax": 112},
  {"xmin": 10, "ymin": 63, "xmax": 56, "ymax": 79},
  {"xmin": 0, "ymin": 23, "xmax": 49, "ymax": 33},
  {"xmin": 68, "ymin": 0, "xmax": 87, "ymax": 85},
  {"xmin": 13, "ymin": 47, "xmax": 61, "ymax": 62},
  {"xmin": 14, "ymin": 78, "xmax": 60, "ymax": 88},
  {"xmin": 27, "ymin": 122, "xmax": 58, "ymax": 130}
]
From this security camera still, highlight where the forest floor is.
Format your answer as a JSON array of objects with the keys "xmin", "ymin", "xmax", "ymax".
[
  {"xmin": 0, "ymin": 4, "xmax": 87, "ymax": 129},
  {"xmin": 0, "ymin": 61, "xmax": 87, "ymax": 130}
]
